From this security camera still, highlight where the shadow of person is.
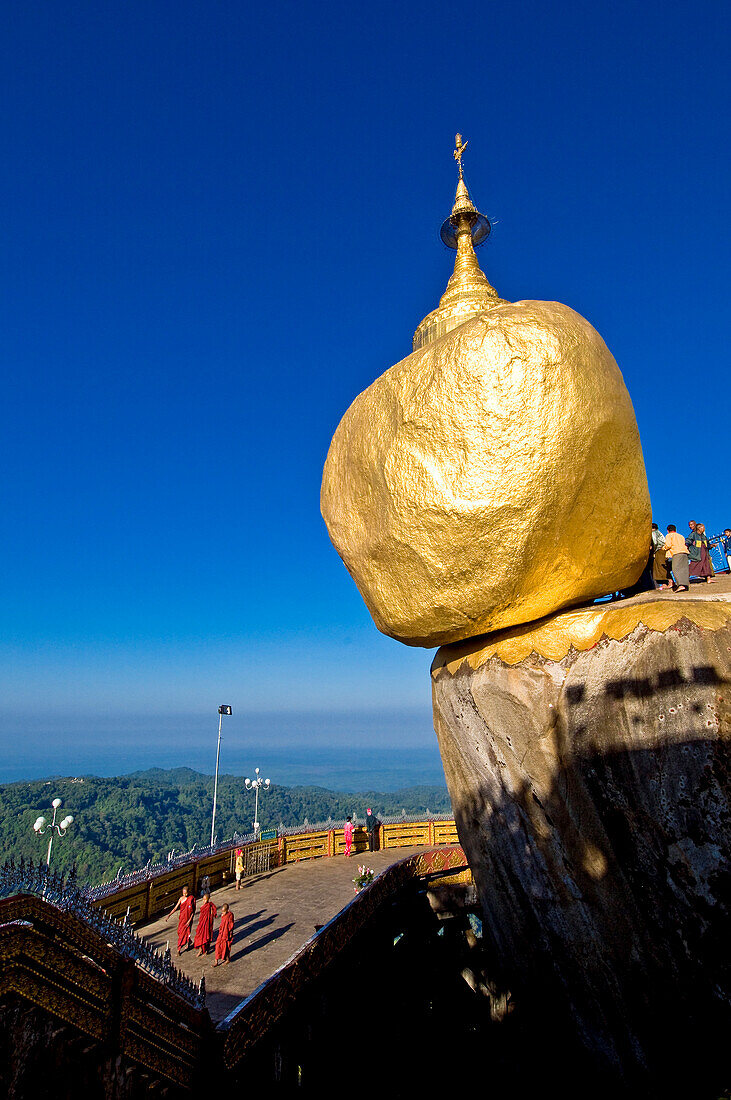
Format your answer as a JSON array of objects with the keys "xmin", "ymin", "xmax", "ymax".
[
  {"xmin": 232, "ymin": 914, "xmax": 277, "ymax": 944},
  {"xmin": 233, "ymin": 908, "xmax": 265, "ymax": 928},
  {"xmin": 235, "ymin": 922, "xmax": 295, "ymax": 962}
]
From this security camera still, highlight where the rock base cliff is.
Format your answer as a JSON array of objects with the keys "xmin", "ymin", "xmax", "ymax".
[{"xmin": 431, "ymin": 588, "xmax": 731, "ymax": 1097}]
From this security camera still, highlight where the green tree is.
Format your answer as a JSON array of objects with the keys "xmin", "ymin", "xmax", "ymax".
[{"xmin": 0, "ymin": 769, "xmax": 452, "ymax": 885}]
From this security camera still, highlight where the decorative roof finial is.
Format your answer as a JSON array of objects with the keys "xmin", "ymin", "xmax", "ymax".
[
  {"xmin": 453, "ymin": 133, "xmax": 468, "ymax": 180},
  {"xmin": 440, "ymin": 134, "xmax": 490, "ymax": 250}
]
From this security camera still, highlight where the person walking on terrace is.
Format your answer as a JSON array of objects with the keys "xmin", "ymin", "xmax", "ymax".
[
  {"xmin": 214, "ymin": 903, "xmax": 234, "ymax": 966},
  {"xmin": 234, "ymin": 848, "xmax": 244, "ymax": 891},
  {"xmin": 664, "ymin": 525, "xmax": 690, "ymax": 592},
  {"xmin": 194, "ymin": 892, "xmax": 217, "ymax": 956},
  {"xmin": 343, "ymin": 816, "xmax": 355, "ymax": 858},
  {"xmin": 166, "ymin": 884, "xmax": 196, "ymax": 955},
  {"xmin": 366, "ymin": 808, "xmax": 380, "ymax": 852}
]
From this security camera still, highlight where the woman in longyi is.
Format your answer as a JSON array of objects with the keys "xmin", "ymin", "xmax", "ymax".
[
  {"xmin": 194, "ymin": 892, "xmax": 217, "ymax": 956},
  {"xmin": 688, "ymin": 523, "xmax": 715, "ymax": 583},
  {"xmin": 166, "ymin": 884, "xmax": 196, "ymax": 955}
]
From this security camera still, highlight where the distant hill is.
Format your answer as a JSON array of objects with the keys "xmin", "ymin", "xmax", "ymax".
[{"xmin": 0, "ymin": 768, "xmax": 452, "ymax": 885}]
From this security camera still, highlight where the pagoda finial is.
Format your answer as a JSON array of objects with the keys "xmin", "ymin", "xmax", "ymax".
[
  {"xmin": 412, "ymin": 136, "xmax": 504, "ymax": 350},
  {"xmin": 453, "ymin": 133, "xmax": 468, "ymax": 180},
  {"xmin": 440, "ymin": 134, "xmax": 489, "ymax": 249}
]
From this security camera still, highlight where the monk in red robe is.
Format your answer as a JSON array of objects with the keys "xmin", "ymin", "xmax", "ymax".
[
  {"xmin": 166, "ymin": 884, "xmax": 196, "ymax": 955},
  {"xmin": 214, "ymin": 903, "xmax": 234, "ymax": 966},
  {"xmin": 193, "ymin": 892, "xmax": 217, "ymax": 956}
]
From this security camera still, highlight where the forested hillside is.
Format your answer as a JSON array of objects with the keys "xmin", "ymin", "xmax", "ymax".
[{"xmin": 0, "ymin": 768, "xmax": 451, "ymax": 885}]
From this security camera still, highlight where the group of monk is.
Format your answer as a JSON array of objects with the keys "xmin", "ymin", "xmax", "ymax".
[{"xmin": 166, "ymin": 884, "xmax": 235, "ymax": 966}]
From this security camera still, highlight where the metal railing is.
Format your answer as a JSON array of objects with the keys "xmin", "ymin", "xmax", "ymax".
[
  {"xmin": 88, "ymin": 828, "xmax": 259, "ymax": 899},
  {"xmin": 276, "ymin": 811, "xmax": 454, "ymax": 836},
  {"xmin": 89, "ymin": 812, "xmax": 455, "ymax": 900},
  {"xmin": 708, "ymin": 535, "xmax": 730, "ymax": 575},
  {"xmin": 0, "ymin": 857, "xmax": 205, "ymax": 1009}
]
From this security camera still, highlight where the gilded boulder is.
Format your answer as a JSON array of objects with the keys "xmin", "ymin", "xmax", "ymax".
[{"xmin": 321, "ymin": 300, "xmax": 651, "ymax": 647}]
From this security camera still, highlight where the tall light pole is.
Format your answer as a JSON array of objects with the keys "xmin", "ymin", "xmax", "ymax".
[
  {"xmin": 33, "ymin": 797, "xmax": 74, "ymax": 866},
  {"xmin": 210, "ymin": 705, "xmax": 232, "ymax": 847},
  {"xmin": 244, "ymin": 768, "xmax": 271, "ymax": 835}
]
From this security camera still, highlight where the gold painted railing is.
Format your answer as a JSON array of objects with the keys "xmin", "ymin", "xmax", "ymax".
[{"xmin": 91, "ymin": 818, "xmax": 459, "ymax": 925}]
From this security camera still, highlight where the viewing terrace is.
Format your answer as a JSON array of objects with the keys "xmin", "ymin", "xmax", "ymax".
[
  {"xmin": 0, "ymin": 814, "xmax": 465, "ymax": 1089},
  {"xmin": 87, "ymin": 814, "xmax": 465, "ymax": 1020},
  {"xmin": 141, "ymin": 841, "xmax": 431, "ymax": 1021}
]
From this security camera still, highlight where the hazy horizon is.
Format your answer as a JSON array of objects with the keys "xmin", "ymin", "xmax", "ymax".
[{"xmin": 0, "ymin": 706, "xmax": 444, "ymax": 790}]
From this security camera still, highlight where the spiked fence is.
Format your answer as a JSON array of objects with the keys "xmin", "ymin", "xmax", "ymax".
[{"xmin": 0, "ymin": 856, "xmax": 205, "ymax": 1009}]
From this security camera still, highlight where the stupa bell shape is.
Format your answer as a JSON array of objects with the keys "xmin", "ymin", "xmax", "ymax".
[
  {"xmin": 413, "ymin": 175, "xmax": 503, "ymax": 349},
  {"xmin": 321, "ymin": 138, "xmax": 651, "ymax": 647}
]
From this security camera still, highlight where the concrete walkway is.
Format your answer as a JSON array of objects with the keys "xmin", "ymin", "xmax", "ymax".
[{"xmin": 142, "ymin": 846, "xmax": 425, "ymax": 1023}]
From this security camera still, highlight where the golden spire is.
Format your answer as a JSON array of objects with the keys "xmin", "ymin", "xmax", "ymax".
[
  {"xmin": 413, "ymin": 135, "xmax": 504, "ymax": 351},
  {"xmin": 453, "ymin": 133, "xmax": 468, "ymax": 179}
]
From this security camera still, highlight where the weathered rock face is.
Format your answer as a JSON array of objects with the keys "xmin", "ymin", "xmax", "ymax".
[
  {"xmin": 321, "ymin": 301, "xmax": 651, "ymax": 648},
  {"xmin": 431, "ymin": 591, "xmax": 731, "ymax": 1096}
]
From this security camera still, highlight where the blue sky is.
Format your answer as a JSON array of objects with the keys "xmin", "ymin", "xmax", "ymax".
[{"xmin": 0, "ymin": 1, "xmax": 728, "ymax": 778}]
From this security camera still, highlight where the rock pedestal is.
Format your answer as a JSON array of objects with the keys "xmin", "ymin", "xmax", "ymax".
[{"xmin": 431, "ymin": 589, "xmax": 731, "ymax": 1097}]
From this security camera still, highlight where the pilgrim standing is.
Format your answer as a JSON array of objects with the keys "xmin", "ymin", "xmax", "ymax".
[
  {"xmin": 234, "ymin": 848, "xmax": 244, "ymax": 890},
  {"xmin": 722, "ymin": 528, "xmax": 731, "ymax": 572},
  {"xmin": 664, "ymin": 525, "xmax": 690, "ymax": 592},
  {"xmin": 688, "ymin": 523, "xmax": 715, "ymax": 583},
  {"xmin": 214, "ymin": 903, "xmax": 235, "ymax": 966},
  {"xmin": 365, "ymin": 808, "xmax": 380, "ymax": 852},
  {"xmin": 194, "ymin": 892, "xmax": 217, "ymax": 956},
  {"xmin": 651, "ymin": 524, "xmax": 669, "ymax": 589},
  {"xmin": 167, "ymin": 884, "xmax": 196, "ymax": 955},
  {"xmin": 343, "ymin": 816, "xmax": 355, "ymax": 858}
]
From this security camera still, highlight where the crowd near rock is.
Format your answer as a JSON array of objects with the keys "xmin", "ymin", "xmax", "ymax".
[{"xmin": 649, "ymin": 521, "xmax": 730, "ymax": 593}]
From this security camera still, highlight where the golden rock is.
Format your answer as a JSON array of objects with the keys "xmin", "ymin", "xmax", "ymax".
[{"xmin": 321, "ymin": 142, "xmax": 651, "ymax": 648}]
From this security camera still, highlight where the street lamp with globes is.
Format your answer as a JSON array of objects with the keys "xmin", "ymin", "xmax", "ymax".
[
  {"xmin": 33, "ymin": 797, "xmax": 74, "ymax": 866},
  {"xmin": 244, "ymin": 768, "xmax": 270, "ymax": 835}
]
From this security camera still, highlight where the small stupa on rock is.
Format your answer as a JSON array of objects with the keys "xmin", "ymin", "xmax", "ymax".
[{"xmin": 412, "ymin": 133, "xmax": 504, "ymax": 350}]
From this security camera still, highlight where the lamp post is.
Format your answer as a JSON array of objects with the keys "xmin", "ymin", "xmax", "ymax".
[
  {"xmin": 210, "ymin": 705, "xmax": 232, "ymax": 847},
  {"xmin": 33, "ymin": 797, "xmax": 74, "ymax": 866},
  {"xmin": 244, "ymin": 768, "xmax": 271, "ymax": 835}
]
